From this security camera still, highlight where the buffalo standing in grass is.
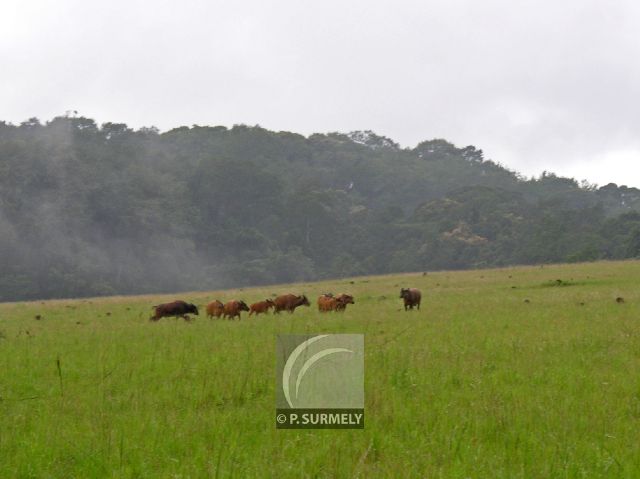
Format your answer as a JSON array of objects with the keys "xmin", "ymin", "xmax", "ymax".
[
  {"xmin": 318, "ymin": 293, "xmax": 355, "ymax": 312},
  {"xmin": 273, "ymin": 294, "xmax": 310, "ymax": 314},
  {"xmin": 400, "ymin": 288, "xmax": 421, "ymax": 311},
  {"xmin": 223, "ymin": 300, "xmax": 250, "ymax": 320},
  {"xmin": 206, "ymin": 300, "xmax": 225, "ymax": 319},
  {"xmin": 335, "ymin": 293, "xmax": 355, "ymax": 311},
  {"xmin": 249, "ymin": 299, "xmax": 275, "ymax": 316},
  {"xmin": 150, "ymin": 300, "xmax": 199, "ymax": 321},
  {"xmin": 318, "ymin": 294, "xmax": 337, "ymax": 312}
]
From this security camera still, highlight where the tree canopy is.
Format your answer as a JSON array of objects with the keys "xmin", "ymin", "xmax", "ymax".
[{"xmin": 0, "ymin": 116, "xmax": 638, "ymax": 301}]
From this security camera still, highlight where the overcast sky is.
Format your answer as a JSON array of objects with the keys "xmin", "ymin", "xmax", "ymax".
[{"xmin": 3, "ymin": 0, "xmax": 640, "ymax": 187}]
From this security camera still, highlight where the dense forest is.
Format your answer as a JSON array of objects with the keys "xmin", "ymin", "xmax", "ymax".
[{"xmin": 1, "ymin": 116, "xmax": 640, "ymax": 301}]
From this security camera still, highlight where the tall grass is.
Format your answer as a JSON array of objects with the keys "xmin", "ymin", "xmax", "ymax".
[{"xmin": 1, "ymin": 260, "xmax": 640, "ymax": 477}]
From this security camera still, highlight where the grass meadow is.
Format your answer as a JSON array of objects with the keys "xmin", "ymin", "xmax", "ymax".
[{"xmin": 2, "ymin": 260, "xmax": 640, "ymax": 478}]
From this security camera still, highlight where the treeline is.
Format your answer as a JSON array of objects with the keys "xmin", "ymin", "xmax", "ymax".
[{"xmin": 1, "ymin": 116, "xmax": 640, "ymax": 301}]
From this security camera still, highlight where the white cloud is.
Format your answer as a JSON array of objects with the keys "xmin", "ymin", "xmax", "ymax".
[{"xmin": 2, "ymin": 0, "xmax": 640, "ymax": 186}]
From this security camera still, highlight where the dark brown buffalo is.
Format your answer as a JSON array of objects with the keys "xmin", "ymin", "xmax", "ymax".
[
  {"xmin": 400, "ymin": 288, "xmax": 421, "ymax": 311},
  {"xmin": 334, "ymin": 293, "xmax": 355, "ymax": 311},
  {"xmin": 273, "ymin": 294, "xmax": 310, "ymax": 314},
  {"xmin": 150, "ymin": 300, "xmax": 199, "ymax": 321},
  {"xmin": 223, "ymin": 300, "xmax": 250, "ymax": 320},
  {"xmin": 206, "ymin": 300, "xmax": 224, "ymax": 319},
  {"xmin": 249, "ymin": 299, "xmax": 275, "ymax": 316}
]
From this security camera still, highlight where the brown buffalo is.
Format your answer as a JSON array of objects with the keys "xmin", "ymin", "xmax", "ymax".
[
  {"xmin": 249, "ymin": 299, "xmax": 275, "ymax": 316},
  {"xmin": 206, "ymin": 300, "xmax": 224, "ymax": 319},
  {"xmin": 273, "ymin": 294, "xmax": 310, "ymax": 314},
  {"xmin": 223, "ymin": 300, "xmax": 250, "ymax": 320},
  {"xmin": 400, "ymin": 288, "xmax": 421, "ymax": 311},
  {"xmin": 150, "ymin": 300, "xmax": 199, "ymax": 321},
  {"xmin": 318, "ymin": 293, "xmax": 355, "ymax": 312},
  {"xmin": 335, "ymin": 293, "xmax": 355, "ymax": 311},
  {"xmin": 318, "ymin": 294, "xmax": 337, "ymax": 312}
]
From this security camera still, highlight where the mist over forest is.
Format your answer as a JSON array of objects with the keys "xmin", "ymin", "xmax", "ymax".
[{"xmin": 1, "ymin": 116, "xmax": 640, "ymax": 301}]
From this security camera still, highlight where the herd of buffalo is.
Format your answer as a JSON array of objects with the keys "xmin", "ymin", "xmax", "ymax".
[{"xmin": 150, "ymin": 288, "xmax": 422, "ymax": 321}]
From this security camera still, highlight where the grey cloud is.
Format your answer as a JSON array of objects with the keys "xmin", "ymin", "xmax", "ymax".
[{"xmin": 2, "ymin": 0, "xmax": 640, "ymax": 185}]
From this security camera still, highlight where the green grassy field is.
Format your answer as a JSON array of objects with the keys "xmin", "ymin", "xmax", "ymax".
[{"xmin": 2, "ymin": 260, "xmax": 640, "ymax": 478}]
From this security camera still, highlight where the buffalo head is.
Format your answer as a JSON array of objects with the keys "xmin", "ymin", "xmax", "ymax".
[
  {"xmin": 338, "ymin": 294, "xmax": 354, "ymax": 305},
  {"xmin": 299, "ymin": 295, "xmax": 310, "ymax": 307}
]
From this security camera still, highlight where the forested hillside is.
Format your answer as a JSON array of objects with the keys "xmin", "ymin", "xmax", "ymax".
[{"xmin": 2, "ymin": 116, "xmax": 640, "ymax": 301}]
